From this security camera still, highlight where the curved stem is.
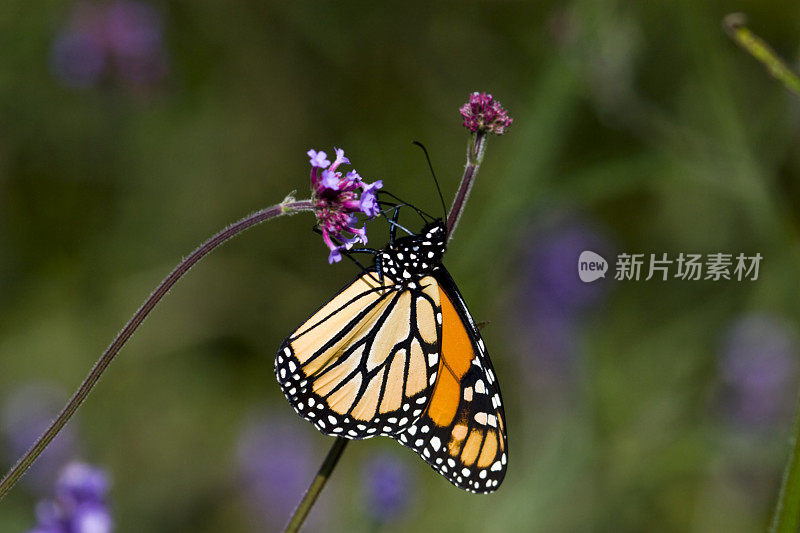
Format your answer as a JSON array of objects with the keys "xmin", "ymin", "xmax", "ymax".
[
  {"xmin": 0, "ymin": 199, "xmax": 314, "ymax": 501},
  {"xmin": 284, "ymin": 437, "xmax": 349, "ymax": 533},
  {"xmin": 446, "ymin": 131, "xmax": 487, "ymax": 241}
]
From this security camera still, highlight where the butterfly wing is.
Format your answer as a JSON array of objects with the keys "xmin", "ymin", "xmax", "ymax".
[
  {"xmin": 276, "ymin": 270, "xmax": 442, "ymax": 439},
  {"xmin": 397, "ymin": 266, "xmax": 508, "ymax": 493}
]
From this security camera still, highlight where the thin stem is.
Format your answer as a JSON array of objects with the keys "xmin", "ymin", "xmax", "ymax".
[
  {"xmin": 723, "ymin": 13, "xmax": 800, "ymax": 97},
  {"xmin": 445, "ymin": 131, "xmax": 487, "ymax": 241},
  {"xmin": 771, "ymin": 274, "xmax": 800, "ymax": 525},
  {"xmin": 771, "ymin": 395, "xmax": 800, "ymax": 532},
  {"xmin": 0, "ymin": 198, "xmax": 314, "ymax": 501},
  {"xmin": 284, "ymin": 437, "xmax": 349, "ymax": 533}
]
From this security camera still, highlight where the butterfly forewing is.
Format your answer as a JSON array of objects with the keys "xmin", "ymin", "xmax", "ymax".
[
  {"xmin": 276, "ymin": 271, "xmax": 442, "ymax": 439},
  {"xmin": 398, "ymin": 269, "xmax": 507, "ymax": 493}
]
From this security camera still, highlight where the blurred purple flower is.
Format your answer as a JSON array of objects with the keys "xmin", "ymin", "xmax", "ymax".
[
  {"xmin": 56, "ymin": 463, "xmax": 109, "ymax": 506},
  {"xmin": 460, "ymin": 92, "xmax": 513, "ymax": 135},
  {"xmin": 719, "ymin": 313, "xmax": 799, "ymax": 427},
  {"xmin": 106, "ymin": 1, "xmax": 167, "ymax": 86},
  {"xmin": 50, "ymin": 30, "xmax": 107, "ymax": 88},
  {"xmin": 308, "ymin": 147, "xmax": 383, "ymax": 263},
  {"xmin": 28, "ymin": 462, "xmax": 112, "ymax": 533},
  {"xmin": 514, "ymin": 216, "xmax": 610, "ymax": 383},
  {"xmin": 362, "ymin": 453, "xmax": 413, "ymax": 523},
  {"xmin": 2, "ymin": 384, "xmax": 79, "ymax": 492},
  {"xmin": 236, "ymin": 412, "xmax": 317, "ymax": 530},
  {"xmin": 527, "ymin": 222, "xmax": 608, "ymax": 316},
  {"xmin": 50, "ymin": 1, "xmax": 167, "ymax": 90}
]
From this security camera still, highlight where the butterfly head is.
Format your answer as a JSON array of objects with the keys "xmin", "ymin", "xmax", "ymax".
[{"xmin": 378, "ymin": 221, "xmax": 447, "ymax": 284}]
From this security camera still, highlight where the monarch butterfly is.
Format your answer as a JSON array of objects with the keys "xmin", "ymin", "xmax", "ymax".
[{"xmin": 275, "ymin": 192, "xmax": 507, "ymax": 494}]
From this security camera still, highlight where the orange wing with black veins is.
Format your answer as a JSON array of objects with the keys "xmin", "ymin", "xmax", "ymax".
[{"xmin": 397, "ymin": 274, "xmax": 507, "ymax": 493}]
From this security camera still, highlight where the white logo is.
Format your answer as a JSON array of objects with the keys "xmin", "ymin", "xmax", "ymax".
[{"xmin": 578, "ymin": 250, "xmax": 608, "ymax": 283}]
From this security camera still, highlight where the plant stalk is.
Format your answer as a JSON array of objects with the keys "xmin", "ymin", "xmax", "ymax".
[
  {"xmin": 446, "ymin": 131, "xmax": 487, "ymax": 241},
  {"xmin": 0, "ymin": 198, "xmax": 314, "ymax": 501},
  {"xmin": 770, "ymin": 394, "xmax": 800, "ymax": 532},
  {"xmin": 723, "ymin": 13, "xmax": 800, "ymax": 96},
  {"xmin": 284, "ymin": 437, "xmax": 349, "ymax": 533}
]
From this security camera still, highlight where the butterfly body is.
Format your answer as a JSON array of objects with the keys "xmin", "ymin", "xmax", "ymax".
[
  {"xmin": 375, "ymin": 222, "xmax": 446, "ymax": 285},
  {"xmin": 276, "ymin": 220, "xmax": 507, "ymax": 493}
]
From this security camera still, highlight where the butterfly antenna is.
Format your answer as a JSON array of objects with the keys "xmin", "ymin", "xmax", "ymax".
[
  {"xmin": 377, "ymin": 192, "xmax": 433, "ymax": 222},
  {"xmin": 412, "ymin": 141, "xmax": 447, "ymax": 221}
]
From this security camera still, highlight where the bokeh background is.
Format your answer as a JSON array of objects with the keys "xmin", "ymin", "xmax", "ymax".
[{"xmin": 1, "ymin": 1, "xmax": 800, "ymax": 531}]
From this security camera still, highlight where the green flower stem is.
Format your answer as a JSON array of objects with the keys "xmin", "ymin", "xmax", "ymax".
[
  {"xmin": 723, "ymin": 13, "xmax": 800, "ymax": 97},
  {"xmin": 284, "ymin": 437, "xmax": 349, "ymax": 533},
  {"xmin": 0, "ymin": 198, "xmax": 314, "ymax": 502},
  {"xmin": 446, "ymin": 131, "xmax": 487, "ymax": 241},
  {"xmin": 772, "ymin": 403, "xmax": 800, "ymax": 533}
]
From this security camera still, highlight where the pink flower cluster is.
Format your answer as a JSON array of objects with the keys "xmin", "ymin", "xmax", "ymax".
[
  {"xmin": 308, "ymin": 148, "xmax": 383, "ymax": 263},
  {"xmin": 459, "ymin": 92, "xmax": 513, "ymax": 135}
]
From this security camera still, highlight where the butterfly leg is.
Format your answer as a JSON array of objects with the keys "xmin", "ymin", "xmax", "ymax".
[
  {"xmin": 312, "ymin": 226, "xmax": 377, "ymax": 274},
  {"xmin": 376, "ymin": 201, "xmax": 415, "ymax": 240},
  {"xmin": 384, "ymin": 203, "xmax": 403, "ymax": 244},
  {"xmin": 339, "ymin": 251, "xmax": 370, "ymax": 273},
  {"xmin": 375, "ymin": 252, "xmax": 384, "ymax": 284},
  {"xmin": 341, "ymin": 246, "xmax": 377, "ymax": 269},
  {"xmin": 344, "ymin": 247, "xmax": 386, "ymax": 284}
]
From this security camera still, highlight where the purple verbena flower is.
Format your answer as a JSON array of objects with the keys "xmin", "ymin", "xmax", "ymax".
[
  {"xmin": 359, "ymin": 180, "xmax": 383, "ymax": 218},
  {"xmin": 331, "ymin": 147, "xmax": 350, "ymax": 169},
  {"xmin": 362, "ymin": 453, "xmax": 413, "ymax": 523},
  {"xmin": 308, "ymin": 147, "xmax": 383, "ymax": 263},
  {"xmin": 719, "ymin": 313, "xmax": 798, "ymax": 428},
  {"xmin": 307, "ymin": 149, "xmax": 330, "ymax": 169},
  {"xmin": 320, "ymin": 170, "xmax": 341, "ymax": 191},
  {"xmin": 460, "ymin": 92, "xmax": 513, "ymax": 135},
  {"xmin": 28, "ymin": 462, "xmax": 113, "ymax": 533}
]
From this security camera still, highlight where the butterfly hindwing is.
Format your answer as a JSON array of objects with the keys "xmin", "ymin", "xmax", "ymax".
[
  {"xmin": 276, "ymin": 270, "xmax": 441, "ymax": 439},
  {"xmin": 398, "ymin": 267, "xmax": 508, "ymax": 493}
]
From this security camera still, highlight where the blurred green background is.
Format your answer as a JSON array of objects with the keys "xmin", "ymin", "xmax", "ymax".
[{"xmin": 2, "ymin": 1, "xmax": 800, "ymax": 531}]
